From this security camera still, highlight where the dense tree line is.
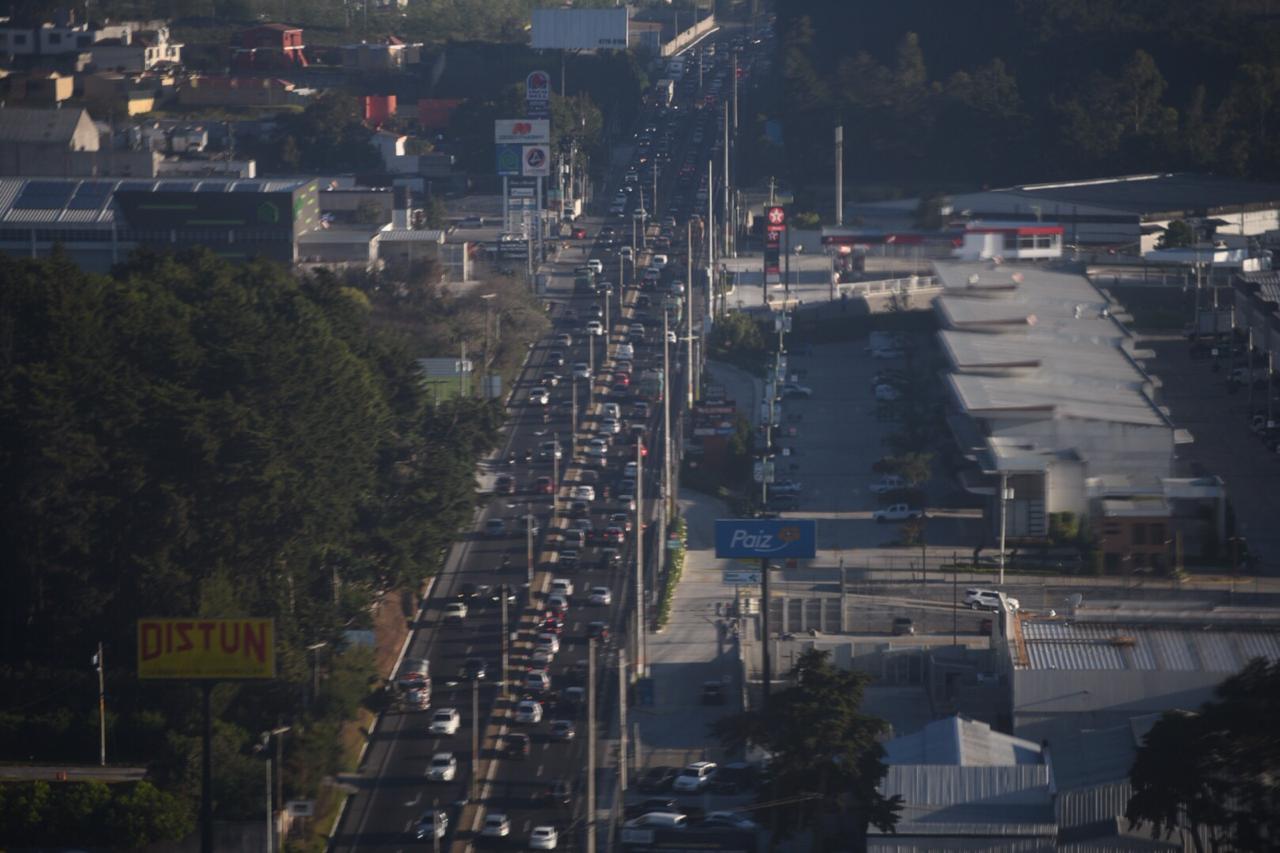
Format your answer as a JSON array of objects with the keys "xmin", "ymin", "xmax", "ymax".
[
  {"xmin": 774, "ymin": 0, "xmax": 1280, "ymax": 201},
  {"xmin": 1127, "ymin": 658, "xmax": 1280, "ymax": 850},
  {"xmin": 0, "ymin": 249, "xmax": 520, "ymax": 841}
]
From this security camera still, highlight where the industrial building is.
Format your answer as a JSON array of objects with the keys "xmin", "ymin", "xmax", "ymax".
[
  {"xmin": 846, "ymin": 173, "xmax": 1280, "ymax": 253},
  {"xmin": 872, "ymin": 715, "xmax": 1054, "ymax": 851},
  {"xmin": 985, "ymin": 601, "xmax": 1280, "ymax": 850},
  {"xmin": 0, "ymin": 176, "xmax": 320, "ymax": 270},
  {"xmin": 934, "ymin": 261, "xmax": 1225, "ymax": 566}
]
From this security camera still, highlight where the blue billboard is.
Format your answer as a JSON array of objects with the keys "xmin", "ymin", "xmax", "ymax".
[{"xmin": 714, "ymin": 519, "xmax": 817, "ymax": 559}]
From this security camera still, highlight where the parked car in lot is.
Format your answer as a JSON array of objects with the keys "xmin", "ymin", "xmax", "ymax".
[
  {"xmin": 708, "ymin": 762, "xmax": 757, "ymax": 794},
  {"xmin": 637, "ymin": 766, "xmax": 678, "ymax": 793},
  {"xmin": 672, "ymin": 761, "xmax": 717, "ymax": 793},
  {"xmin": 873, "ymin": 503, "xmax": 924, "ymax": 522},
  {"xmin": 869, "ymin": 475, "xmax": 906, "ymax": 494}
]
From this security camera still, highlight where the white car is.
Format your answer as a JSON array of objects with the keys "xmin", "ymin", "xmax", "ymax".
[
  {"xmin": 571, "ymin": 485, "xmax": 596, "ymax": 502},
  {"xmin": 443, "ymin": 601, "xmax": 468, "ymax": 623},
  {"xmin": 869, "ymin": 475, "xmax": 906, "ymax": 494},
  {"xmin": 573, "ymin": 362, "xmax": 592, "ymax": 380},
  {"xmin": 415, "ymin": 809, "xmax": 448, "ymax": 840},
  {"xmin": 589, "ymin": 586, "xmax": 612, "ymax": 606},
  {"xmin": 598, "ymin": 417, "xmax": 621, "ymax": 435},
  {"xmin": 616, "ymin": 343, "xmax": 635, "ymax": 360},
  {"xmin": 524, "ymin": 669, "xmax": 552, "ymax": 693},
  {"xmin": 620, "ymin": 246, "xmax": 634, "ymax": 260},
  {"xmin": 529, "ymin": 826, "xmax": 559, "ymax": 850},
  {"xmin": 586, "ymin": 258, "xmax": 603, "ymax": 274},
  {"xmin": 427, "ymin": 752, "xmax": 457, "ymax": 781},
  {"xmin": 874, "ymin": 384, "xmax": 901, "ymax": 401},
  {"xmin": 429, "ymin": 708, "xmax": 460, "ymax": 736},
  {"xmin": 586, "ymin": 320, "xmax": 604, "ymax": 336},
  {"xmin": 584, "ymin": 439, "xmax": 609, "ymax": 459},
  {"xmin": 602, "ymin": 402, "xmax": 621, "ymax": 419},
  {"xmin": 550, "ymin": 578, "xmax": 575, "ymax": 598},
  {"xmin": 515, "ymin": 699, "xmax": 544, "ymax": 723},
  {"xmin": 528, "ymin": 388, "xmax": 550, "ymax": 406},
  {"xmin": 547, "ymin": 593, "xmax": 570, "ymax": 613},
  {"xmin": 530, "ymin": 648, "xmax": 555, "ymax": 667},
  {"xmin": 672, "ymin": 760, "xmax": 717, "ymax": 793},
  {"xmin": 666, "ymin": 330, "xmax": 678, "ymax": 344},
  {"xmin": 536, "ymin": 632, "xmax": 561, "ymax": 654},
  {"xmin": 481, "ymin": 814, "xmax": 511, "ymax": 838},
  {"xmin": 872, "ymin": 503, "xmax": 924, "ymax": 522},
  {"xmin": 965, "ymin": 588, "xmax": 1020, "ymax": 612},
  {"xmin": 651, "ymin": 254, "xmax": 669, "ymax": 269}
]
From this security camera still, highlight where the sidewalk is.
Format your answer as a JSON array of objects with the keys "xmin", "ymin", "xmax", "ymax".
[{"xmin": 632, "ymin": 487, "xmax": 743, "ymax": 770}]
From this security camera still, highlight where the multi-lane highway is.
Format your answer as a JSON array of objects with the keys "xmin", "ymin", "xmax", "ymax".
[{"xmin": 330, "ymin": 24, "xmax": 761, "ymax": 852}]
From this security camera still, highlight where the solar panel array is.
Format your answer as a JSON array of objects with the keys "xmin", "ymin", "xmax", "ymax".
[
  {"xmin": 67, "ymin": 182, "xmax": 114, "ymax": 210},
  {"xmin": 13, "ymin": 180, "xmax": 76, "ymax": 209}
]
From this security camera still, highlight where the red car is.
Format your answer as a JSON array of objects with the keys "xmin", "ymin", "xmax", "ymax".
[
  {"xmin": 602, "ymin": 527, "xmax": 626, "ymax": 545},
  {"xmin": 572, "ymin": 227, "xmax": 588, "ymax": 239},
  {"xmin": 534, "ymin": 476, "xmax": 554, "ymax": 495},
  {"xmin": 614, "ymin": 373, "xmax": 631, "ymax": 387}
]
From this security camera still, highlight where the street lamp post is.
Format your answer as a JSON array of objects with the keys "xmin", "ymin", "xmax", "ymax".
[{"xmin": 480, "ymin": 293, "xmax": 497, "ymax": 398}]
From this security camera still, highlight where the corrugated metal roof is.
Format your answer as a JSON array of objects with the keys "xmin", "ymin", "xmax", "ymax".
[
  {"xmin": 1018, "ymin": 618, "xmax": 1280, "ymax": 672},
  {"xmin": 884, "ymin": 715, "xmax": 1043, "ymax": 767}
]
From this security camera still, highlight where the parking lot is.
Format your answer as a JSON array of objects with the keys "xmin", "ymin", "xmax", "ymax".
[
  {"xmin": 772, "ymin": 333, "xmax": 984, "ymax": 554},
  {"xmin": 1145, "ymin": 332, "xmax": 1280, "ymax": 573}
]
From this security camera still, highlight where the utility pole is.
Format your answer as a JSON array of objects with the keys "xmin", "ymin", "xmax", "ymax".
[
  {"xmin": 687, "ymin": 220, "xmax": 695, "ymax": 408},
  {"xmin": 552, "ymin": 430, "xmax": 560, "ymax": 521},
  {"xmin": 707, "ymin": 159, "xmax": 715, "ymax": 318},
  {"xmin": 635, "ymin": 439, "xmax": 646, "ymax": 677},
  {"xmin": 663, "ymin": 308, "xmax": 673, "ymax": 519},
  {"xmin": 501, "ymin": 583, "xmax": 510, "ymax": 698},
  {"xmin": 722, "ymin": 102, "xmax": 730, "ymax": 258},
  {"xmin": 838, "ymin": 559, "xmax": 847, "ymax": 633},
  {"xmin": 94, "ymin": 642, "xmax": 106, "ymax": 766},
  {"xmin": 617, "ymin": 647, "xmax": 628, "ymax": 793},
  {"xmin": 998, "ymin": 473, "xmax": 1009, "ymax": 585},
  {"xmin": 834, "ymin": 125, "xmax": 843, "ymax": 225},
  {"xmin": 732, "ymin": 51, "xmax": 739, "ymax": 131},
  {"xmin": 526, "ymin": 508, "xmax": 535, "ymax": 587},
  {"xmin": 470, "ymin": 676, "xmax": 480, "ymax": 802},
  {"xmin": 586, "ymin": 638, "xmax": 597, "ymax": 853}
]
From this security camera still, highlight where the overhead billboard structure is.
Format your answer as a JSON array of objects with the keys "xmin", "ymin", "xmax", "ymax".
[
  {"xmin": 714, "ymin": 519, "xmax": 817, "ymax": 560},
  {"xmin": 531, "ymin": 8, "xmax": 629, "ymax": 50},
  {"xmin": 137, "ymin": 618, "xmax": 276, "ymax": 679}
]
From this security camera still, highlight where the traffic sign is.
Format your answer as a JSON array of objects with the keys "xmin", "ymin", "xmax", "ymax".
[
  {"xmin": 767, "ymin": 206, "xmax": 786, "ymax": 227},
  {"xmin": 723, "ymin": 570, "xmax": 762, "ymax": 585}
]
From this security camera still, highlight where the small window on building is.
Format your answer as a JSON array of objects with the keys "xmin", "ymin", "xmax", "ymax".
[
  {"xmin": 1104, "ymin": 553, "xmax": 1121, "ymax": 572},
  {"xmin": 48, "ymin": 32, "xmax": 62, "ymax": 45},
  {"xmin": 1036, "ymin": 235, "xmax": 1052, "ymax": 249},
  {"xmin": 15, "ymin": 33, "xmax": 28, "ymax": 45},
  {"xmin": 1132, "ymin": 524, "xmax": 1148, "ymax": 546},
  {"xmin": 1003, "ymin": 233, "xmax": 1017, "ymax": 251},
  {"xmin": 77, "ymin": 35, "xmax": 91, "ymax": 47},
  {"xmin": 1149, "ymin": 523, "xmax": 1165, "ymax": 543}
]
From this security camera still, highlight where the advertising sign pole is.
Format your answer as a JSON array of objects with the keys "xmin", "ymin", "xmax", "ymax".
[
  {"xmin": 201, "ymin": 682, "xmax": 213, "ymax": 853},
  {"xmin": 760, "ymin": 557, "xmax": 771, "ymax": 708}
]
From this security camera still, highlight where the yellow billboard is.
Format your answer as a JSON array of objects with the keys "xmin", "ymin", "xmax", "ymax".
[{"xmin": 138, "ymin": 618, "xmax": 276, "ymax": 680}]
